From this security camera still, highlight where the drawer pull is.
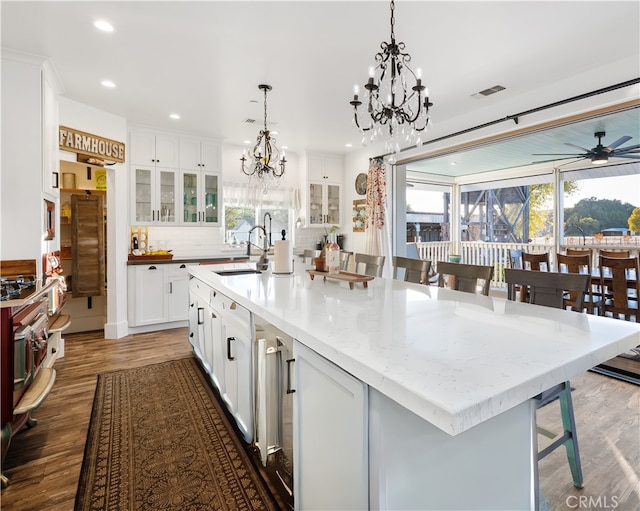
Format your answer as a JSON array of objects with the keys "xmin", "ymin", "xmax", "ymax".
[
  {"xmin": 197, "ymin": 307, "xmax": 204, "ymax": 325},
  {"xmin": 227, "ymin": 336, "xmax": 236, "ymax": 361},
  {"xmin": 286, "ymin": 358, "xmax": 296, "ymax": 394}
]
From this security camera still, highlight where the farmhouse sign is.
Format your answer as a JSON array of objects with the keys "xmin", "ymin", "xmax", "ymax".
[{"xmin": 59, "ymin": 126, "xmax": 125, "ymax": 163}]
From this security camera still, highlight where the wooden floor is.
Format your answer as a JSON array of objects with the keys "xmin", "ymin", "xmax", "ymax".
[{"xmin": 1, "ymin": 328, "xmax": 639, "ymax": 510}]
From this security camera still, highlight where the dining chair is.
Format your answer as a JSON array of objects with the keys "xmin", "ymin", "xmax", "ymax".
[
  {"xmin": 598, "ymin": 255, "xmax": 639, "ymax": 322},
  {"xmin": 339, "ymin": 251, "xmax": 353, "ymax": 272},
  {"xmin": 566, "ymin": 248, "xmax": 593, "ymax": 270},
  {"xmin": 598, "ymin": 249, "xmax": 631, "ymax": 258},
  {"xmin": 436, "ymin": 261, "xmax": 494, "ymax": 296},
  {"xmin": 556, "ymin": 253, "xmax": 600, "ymax": 314},
  {"xmin": 508, "ymin": 249, "xmax": 523, "ymax": 269},
  {"xmin": 354, "ymin": 253, "xmax": 385, "ymax": 277},
  {"xmin": 504, "ymin": 268, "xmax": 591, "ymax": 489},
  {"xmin": 521, "ymin": 251, "xmax": 550, "ymax": 271},
  {"xmin": 302, "ymin": 249, "xmax": 319, "ymax": 265},
  {"xmin": 392, "ymin": 256, "xmax": 431, "ymax": 284}
]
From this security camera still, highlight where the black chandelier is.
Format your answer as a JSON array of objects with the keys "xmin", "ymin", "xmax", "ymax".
[
  {"xmin": 350, "ymin": 0, "xmax": 433, "ymax": 151},
  {"xmin": 241, "ymin": 84, "xmax": 286, "ymax": 186}
]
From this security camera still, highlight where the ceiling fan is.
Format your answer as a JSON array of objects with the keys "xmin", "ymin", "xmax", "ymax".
[{"xmin": 533, "ymin": 131, "xmax": 640, "ymax": 165}]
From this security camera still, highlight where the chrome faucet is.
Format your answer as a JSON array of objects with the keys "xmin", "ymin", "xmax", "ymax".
[
  {"xmin": 247, "ymin": 225, "xmax": 269, "ymax": 270},
  {"xmin": 263, "ymin": 212, "xmax": 272, "ymax": 247}
]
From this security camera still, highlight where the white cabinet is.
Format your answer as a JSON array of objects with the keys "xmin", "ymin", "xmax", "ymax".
[
  {"xmin": 167, "ymin": 265, "xmax": 191, "ymax": 322},
  {"xmin": 129, "ymin": 264, "xmax": 165, "ymax": 326},
  {"xmin": 305, "ymin": 153, "xmax": 343, "ymax": 227},
  {"xmin": 181, "ymin": 170, "xmax": 221, "ymax": 225},
  {"xmin": 42, "ymin": 68, "xmax": 60, "ymax": 195},
  {"xmin": 179, "ymin": 138, "xmax": 221, "ymax": 172},
  {"xmin": 130, "ymin": 130, "xmax": 179, "ymax": 168},
  {"xmin": 128, "ymin": 263, "xmax": 193, "ymax": 327},
  {"xmin": 188, "ymin": 278, "xmax": 209, "ymax": 363},
  {"xmin": 221, "ymin": 314, "xmax": 253, "ymax": 443},
  {"xmin": 308, "ymin": 181, "xmax": 341, "ymax": 226},
  {"xmin": 307, "ymin": 154, "xmax": 342, "ymax": 182},
  {"xmin": 292, "ymin": 340, "xmax": 368, "ymax": 510},
  {"xmin": 1, "ymin": 52, "xmax": 61, "ymax": 277},
  {"xmin": 187, "ymin": 279, "xmax": 253, "ymax": 443},
  {"xmin": 131, "ymin": 166, "xmax": 180, "ymax": 225}
]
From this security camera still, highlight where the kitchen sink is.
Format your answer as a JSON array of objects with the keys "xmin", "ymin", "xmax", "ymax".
[{"xmin": 214, "ymin": 269, "xmax": 262, "ymax": 276}]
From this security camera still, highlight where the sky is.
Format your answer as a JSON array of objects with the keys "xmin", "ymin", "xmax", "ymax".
[
  {"xmin": 564, "ymin": 174, "xmax": 639, "ymax": 208},
  {"xmin": 407, "ymin": 174, "xmax": 640, "ymax": 212}
]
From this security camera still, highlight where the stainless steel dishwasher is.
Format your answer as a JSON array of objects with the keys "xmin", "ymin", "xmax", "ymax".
[{"xmin": 254, "ymin": 317, "xmax": 294, "ymax": 509}]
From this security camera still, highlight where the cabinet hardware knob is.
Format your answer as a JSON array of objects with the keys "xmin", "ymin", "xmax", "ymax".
[
  {"xmin": 169, "ymin": 282, "xmax": 173, "ymax": 293},
  {"xmin": 227, "ymin": 336, "xmax": 236, "ymax": 361},
  {"xmin": 180, "ymin": 264, "xmax": 186, "ymax": 269},
  {"xmin": 286, "ymin": 358, "xmax": 296, "ymax": 394},
  {"xmin": 149, "ymin": 265, "xmax": 157, "ymax": 270}
]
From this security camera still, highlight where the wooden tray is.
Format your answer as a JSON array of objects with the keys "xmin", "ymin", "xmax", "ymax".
[
  {"xmin": 127, "ymin": 254, "xmax": 174, "ymax": 261},
  {"xmin": 306, "ymin": 269, "xmax": 374, "ymax": 289}
]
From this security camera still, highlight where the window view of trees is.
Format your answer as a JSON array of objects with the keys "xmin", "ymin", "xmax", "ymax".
[
  {"xmin": 563, "ymin": 173, "xmax": 639, "ymax": 242},
  {"xmin": 564, "ymin": 198, "xmax": 636, "ymax": 235},
  {"xmin": 224, "ymin": 206, "xmax": 289, "ymax": 244}
]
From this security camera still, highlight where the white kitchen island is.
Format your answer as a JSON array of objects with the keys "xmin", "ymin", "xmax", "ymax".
[{"xmin": 188, "ymin": 266, "xmax": 640, "ymax": 511}]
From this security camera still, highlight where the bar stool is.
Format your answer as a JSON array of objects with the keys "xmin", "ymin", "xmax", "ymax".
[{"xmin": 504, "ymin": 268, "xmax": 590, "ymax": 489}]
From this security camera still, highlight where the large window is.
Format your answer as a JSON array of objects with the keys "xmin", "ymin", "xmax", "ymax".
[
  {"xmin": 562, "ymin": 163, "xmax": 639, "ymax": 244},
  {"xmin": 459, "ymin": 173, "xmax": 554, "ymax": 243},
  {"xmin": 223, "ymin": 183, "xmax": 297, "ymax": 246},
  {"xmin": 225, "ymin": 206, "xmax": 290, "ymax": 245},
  {"xmin": 405, "ymin": 181, "xmax": 451, "ymax": 242}
]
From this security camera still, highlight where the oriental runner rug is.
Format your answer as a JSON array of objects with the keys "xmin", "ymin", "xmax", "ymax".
[{"xmin": 74, "ymin": 357, "xmax": 282, "ymax": 511}]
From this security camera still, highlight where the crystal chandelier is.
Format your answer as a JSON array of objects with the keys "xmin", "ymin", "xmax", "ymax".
[
  {"xmin": 241, "ymin": 84, "xmax": 286, "ymax": 192},
  {"xmin": 349, "ymin": 0, "xmax": 433, "ymax": 153}
]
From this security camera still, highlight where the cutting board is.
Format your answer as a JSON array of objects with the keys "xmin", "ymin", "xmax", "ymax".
[{"xmin": 306, "ymin": 269, "xmax": 374, "ymax": 289}]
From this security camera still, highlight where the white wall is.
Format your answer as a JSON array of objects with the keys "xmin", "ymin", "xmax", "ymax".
[
  {"xmin": 343, "ymin": 147, "xmax": 376, "ymax": 254},
  {"xmin": 59, "ymin": 97, "xmax": 128, "ymax": 339}
]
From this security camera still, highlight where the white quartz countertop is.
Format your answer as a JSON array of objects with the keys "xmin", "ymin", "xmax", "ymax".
[{"xmin": 188, "ymin": 266, "xmax": 640, "ymax": 436}]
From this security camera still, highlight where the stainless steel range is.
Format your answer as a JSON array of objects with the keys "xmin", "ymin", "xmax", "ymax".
[{"xmin": 1, "ymin": 264, "xmax": 64, "ymax": 487}]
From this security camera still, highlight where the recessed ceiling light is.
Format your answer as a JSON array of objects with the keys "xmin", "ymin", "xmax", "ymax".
[
  {"xmin": 101, "ymin": 80, "xmax": 116, "ymax": 88},
  {"xmin": 450, "ymin": 162, "xmax": 457, "ymax": 166},
  {"xmin": 169, "ymin": 114, "xmax": 180, "ymax": 120},
  {"xmin": 281, "ymin": 145, "xmax": 288, "ymax": 150},
  {"xmin": 346, "ymin": 143, "xmax": 353, "ymax": 148},
  {"xmin": 271, "ymin": 131, "xmax": 279, "ymax": 135},
  {"xmin": 243, "ymin": 140, "xmax": 251, "ymax": 144},
  {"xmin": 94, "ymin": 20, "xmax": 114, "ymax": 32}
]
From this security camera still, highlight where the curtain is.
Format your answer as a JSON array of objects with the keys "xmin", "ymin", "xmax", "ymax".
[{"xmin": 365, "ymin": 157, "xmax": 393, "ymax": 277}]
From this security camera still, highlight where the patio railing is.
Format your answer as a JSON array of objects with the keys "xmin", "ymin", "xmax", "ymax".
[{"xmin": 416, "ymin": 237, "xmax": 640, "ymax": 289}]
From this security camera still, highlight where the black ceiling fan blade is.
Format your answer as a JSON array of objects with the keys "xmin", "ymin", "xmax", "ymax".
[
  {"xmin": 532, "ymin": 153, "xmax": 585, "ymax": 156},
  {"xmin": 531, "ymin": 156, "xmax": 586, "ymax": 164},
  {"xmin": 612, "ymin": 154, "xmax": 640, "ymax": 159},
  {"xmin": 606, "ymin": 135, "xmax": 632, "ymax": 150},
  {"xmin": 615, "ymin": 144, "xmax": 640, "ymax": 153},
  {"xmin": 564, "ymin": 142, "xmax": 592, "ymax": 152}
]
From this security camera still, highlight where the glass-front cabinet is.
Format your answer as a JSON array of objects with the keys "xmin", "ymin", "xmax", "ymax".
[
  {"xmin": 132, "ymin": 166, "xmax": 179, "ymax": 225},
  {"xmin": 308, "ymin": 181, "xmax": 340, "ymax": 226},
  {"xmin": 181, "ymin": 171, "xmax": 220, "ymax": 225}
]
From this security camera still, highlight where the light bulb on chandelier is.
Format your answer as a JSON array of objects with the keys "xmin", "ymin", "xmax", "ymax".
[{"xmin": 349, "ymin": 0, "xmax": 433, "ymax": 153}]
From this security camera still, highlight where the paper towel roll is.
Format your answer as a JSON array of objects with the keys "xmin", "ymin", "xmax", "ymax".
[{"xmin": 273, "ymin": 240, "xmax": 293, "ymax": 274}]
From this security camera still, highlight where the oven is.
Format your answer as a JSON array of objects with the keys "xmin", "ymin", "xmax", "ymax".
[{"xmin": 12, "ymin": 298, "xmax": 49, "ymax": 406}]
